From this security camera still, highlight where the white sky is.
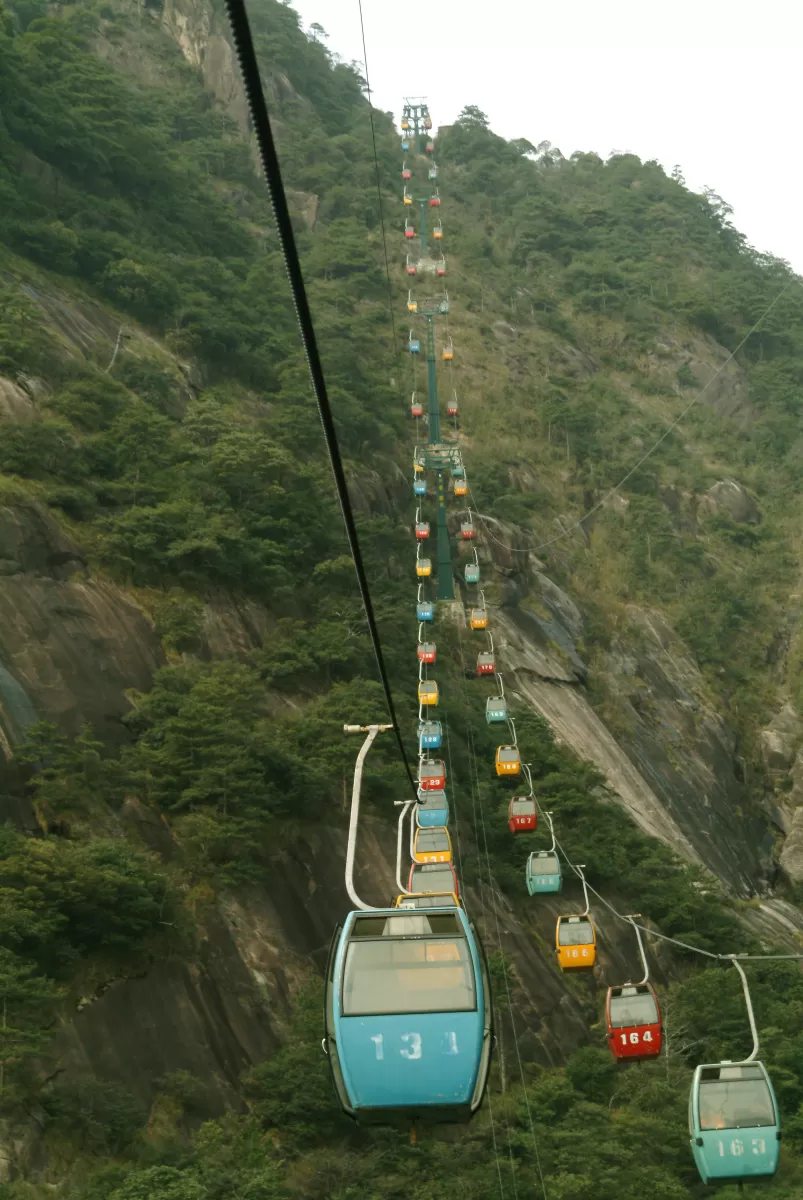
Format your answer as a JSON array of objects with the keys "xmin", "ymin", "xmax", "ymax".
[{"xmin": 289, "ymin": 0, "xmax": 803, "ymax": 273}]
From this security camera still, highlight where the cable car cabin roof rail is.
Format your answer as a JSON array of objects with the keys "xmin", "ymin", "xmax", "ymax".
[{"xmin": 395, "ymin": 892, "xmax": 460, "ymax": 909}]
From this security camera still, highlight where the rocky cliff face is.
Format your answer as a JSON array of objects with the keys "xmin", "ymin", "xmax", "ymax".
[{"xmin": 3, "ymin": 0, "xmax": 803, "ymax": 1181}]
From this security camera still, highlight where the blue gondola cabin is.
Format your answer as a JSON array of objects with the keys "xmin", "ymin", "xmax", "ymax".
[
  {"xmin": 526, "ymin": 852, "xmax": 562, "ymax": 895},
  {"xmin": 324, "ymin": 908, "xmax": 492, "ymax": 1124},
  {"xmin": 418, "ymin": 720, "xmax": 442, "ymax": 750},
  {"xmin": 416, "ymin": 790, "xmax": 450, "ymax": 827},
  {"xmin": 689, "ymin": 1062, "xmax": 780, "ymax": 1183}
]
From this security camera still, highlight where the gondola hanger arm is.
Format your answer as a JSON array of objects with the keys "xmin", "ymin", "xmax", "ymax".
[
  {"xmin": 576, "ymin": 863, "xmax": 590, "ymax": 917},
  {"xmin": 625, "ymin": 914, "xmax": 649, "ymax": 986},
  {"xmin": 728, "ymin": 957, "xmax": 760, "ymax": 1063},
  {"xmin": 395, "ymin": 801, "xmax": 414, "ymax": 895},
  {"xmin": 343, "ymin": 724, "xmax": 392, "ymax": 910}
]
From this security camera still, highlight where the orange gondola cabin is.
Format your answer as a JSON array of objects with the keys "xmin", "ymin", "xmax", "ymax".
[
  {"xmin": 412, "ymin": 826, "xmax": 452, "ymax": 864},
  {"xmin": 495, "ymin": 745, "xmax": 521, "ymax": 778},
  {"xmin": 419, "ymin": 760, "xmax": 446, "ymax": 791},
  {"xmin": 556, "ymin": 915, "xmax": 596, "ymax": 971},
  {"xmin": 606, "ymin": 984, "xmax": 663, "ymax": 1061}
]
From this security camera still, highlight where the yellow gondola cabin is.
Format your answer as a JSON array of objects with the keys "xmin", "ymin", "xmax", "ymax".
[
  {"xmin": 412, "ymin": 826, "xmax": 452, "ymax": 864},
  {"xmin": 556, "ymin": 915, "xmax": 596, "ymax": 971}
]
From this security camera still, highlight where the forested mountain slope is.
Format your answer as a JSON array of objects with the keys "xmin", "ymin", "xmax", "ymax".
[{"xmin": 0, "ymin": 1, "xmax": 803, "ymax": 1197}]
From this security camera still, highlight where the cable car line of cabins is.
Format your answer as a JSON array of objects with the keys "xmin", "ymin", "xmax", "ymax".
[{"xmin": 325, "ymin": 96, "xmax": 789, "ymax": 1185}]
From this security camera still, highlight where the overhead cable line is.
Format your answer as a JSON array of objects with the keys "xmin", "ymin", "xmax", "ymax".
[
  {"xmin": 468, "ymin": 278, "xmax": 795, "ymax": 557},
  {"xmin": 356, "ymin": 0, "xmax": 406, "ymax": 408},
  {"xmin": 223, "ymin": 0, "xmax": 417, "ymax": 796},
  {"xmin": 549, "ymin": 826, "xmax": 803, "ymax": 963},
  {"xmin": 468, "ymin": 733, "xmax": 549, "ymax": 1199}
]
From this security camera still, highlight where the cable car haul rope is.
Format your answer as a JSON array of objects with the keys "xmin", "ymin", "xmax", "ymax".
[{"xmin": 221, "ymin": 4, "xmax": 797, "ymax": 1178}]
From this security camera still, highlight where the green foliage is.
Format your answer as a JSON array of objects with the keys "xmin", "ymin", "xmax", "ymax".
[
  {"xmin": 152, "ymin": 591, "xmax": 205, "ymax": 653},
  {"xmin": 2, "ymin": 1, "xmax": 803, "ymax": 1195},
  {"xmin": 0, "ymin": 825, "xmax": 176, "ymax": 969},
  {"xmin": 42, "ymin": 1078, "xmax": 145, "ymax": 1155}
]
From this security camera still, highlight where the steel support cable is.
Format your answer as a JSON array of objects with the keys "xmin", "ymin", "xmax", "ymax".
[
  {"xmin": 444, "ymin": 714, "xmax": 466, "ymax": 897},
  {"xmin": 464, "ymin": 278, "xmax": 795, "ymax": 558},
  {"xmin": 454, "ymin": 610, "xmax": 506, "ymax": 1198},
  {"xmin": 355, "ymin": 0, "xmax": 405, "ymax": 410},
  {"xmin": 223, "ymin": 0, "xmax": 417, "ymax": 797},
  {"xmin": 469, "ymin": 722, "xmax": 549, "ymax": 1200},
  {"xmin": 466, "ymin": 726, "xmax": 519, "ymax": 1200},
  {"xmin": 549, "ymin": 829, "xmax": 803, "ymax": 962}
]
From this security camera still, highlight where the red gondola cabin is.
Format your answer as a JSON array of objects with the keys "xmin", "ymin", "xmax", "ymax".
[
  {"xmin": 606, "ymin": 984, "xmax": 663, "ymax": 1061},
  {"xmin": 460, "ymin": 521, "xmax": 475, "ymax": 541},
  {"xmin": 417, "ymin": 642, "xmax": 436, "ymax": 664},
  {"xmin": 447, "ymin": 399, "xmax": 459, "ymax": 417},
  {"xmin": 410, "ymin": 401, "xmax": 423, "ymax": 417},
  {"xmin": 508, "ymin": 796, "xmax": 537, "ymax": 832},
  {"xmin": 476, "ymin": 652, "xmax": 495, "ymax": 676},
  {"xmin": 415, "ymin": 521, "xmax": 430, "ymax": 541},
  {"xmin": 419, "ymin": 759, "xmax": 446, "ymax": 791}
]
